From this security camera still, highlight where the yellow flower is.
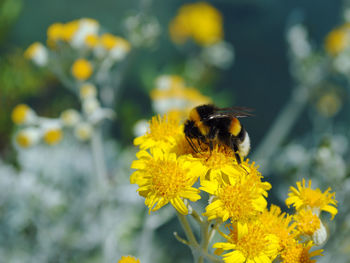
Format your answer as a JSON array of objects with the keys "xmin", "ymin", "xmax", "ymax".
[
  {"xmin": 259, "ymin": 205, "xmax": 296, "ymax": 252},
  {"xmin": 213, "ymin": 221, "xmax": 279, "ymax": 263},
  {"xmin": 325, "ymin": 24, "xmax": 350, "ymax": 56},
  {"xmin": 201, "ymin": 162, "xmax": 271, "ymax": 222},
  {"xmin": 280, "ymin": 240, "xmax": 323, "ymax": 263},
  {"xmin": 85, "ymin": 34, "xmax": 99, "ymax": 48},
  {"xmin": 47, "ymin": 23, "xmax": 64, "ymax": 47},
  {"xmin": 79, "ymin": 83, "xmax": 97, "ymax": 99},
  {"xmin": 118, "ymin": 255, "xmax": 140, "ymax": 263},
  {"xmin": 100, "ymin": 33, "xmax": 130, "ymax": 51},
  {"xmin": 133, "ymin": 114, "xmax": 183, "ymax": 152},
  {"xmin": 62, "ymin": 20, "xmax": 79, "ymax": 42},
  {"xmin": 286, "ymin": 179, "xmax": 338, "ymax": 219},
  {"xmin": 24, "ymin": 42, "xmax": 48, "ymax": 66},
  {"xmin": 100, "ymin": 33, "xmax": 119, "ymax": 50},
  {"xmin": 15, "ymin": 128, "xmax": 40, "ymax": 148},
  {"xmin": 71, "ymin": 59, "xmax": 93, "ymax": 81},
  {"xmin": 60, "ymin": 109, "xmax": 80, "ymax": 126},
  {"xmin": 44, "ymin": 129, "xmax": 63, "ymax": 145},
  {"xmin": 11, "ymin": 104, "xmax": 35, "ymax": 125},
  {"xmin": 196, "ymin": 145, "xmax": 240, "ymax": 181},
  {"xmin": 169, "ymin": 2, "xmax": 223, "ymax": 46},
  {"xmin": 130, "ymin": 148, "xmax": 206, "ymax": 214},
  {"xmin": 74, "ymin": 122, "xmax": 93, "ymax": 141},
  {"xmin": 316, "ymin": 92, "xmax": 342, "ymax": 118},
  {"xmin": 293, "ymin": 209, "xmax": 321, "ymax": 237}
]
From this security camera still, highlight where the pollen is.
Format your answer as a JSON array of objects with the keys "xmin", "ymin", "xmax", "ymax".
[{"xmin": 71, "ymin": 59, "xmax": 93, "ymax": 81}]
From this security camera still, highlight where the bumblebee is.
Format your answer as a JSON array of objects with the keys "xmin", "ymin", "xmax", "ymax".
[{"xmin": 184, "ymin": 104, "xmax": 253, "ymax": 163}]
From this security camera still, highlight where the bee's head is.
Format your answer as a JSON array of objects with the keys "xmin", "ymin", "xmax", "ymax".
[{"xmin": 184, "ymin": 119, "xmax": 196, "ymax": 138}]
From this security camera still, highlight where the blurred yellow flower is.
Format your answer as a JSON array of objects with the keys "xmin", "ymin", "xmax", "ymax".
[
  {"xmin": 44, "ymin": 129, "xmax": 63, "ymax": 145},
  {"xmin": 130, "ymin": 148, "xmax": 206, "ymax": 214},
  {"xmin": 286, "ymin": 179, "xmax": 338, "ymax": 219},
  {"xmin": 213, "ymin": 221, "xmax": 279, "ymax": 263},
  {"xmin": 74, "ymin": 122, "xmax": 93, "ymax": 141},
  {"xmin": 100, "ymin": 33, "xmax": 131, "ymax": 51},
  {"xmin": 85, "ymin": 34, "xmax": 99, "ymax": 48},
  {"xmin": 62, "ymin": 20, "xmax": 79, "ymax": 42},
  {"xmin": 47, "ymin": 23, "xmax": 64, "ymax": 47},
  {"xmin": 118, "ymin": 256, "xmax": 140, "ymax": 263},
  {"xmin": 80, "ymin": 83, "xmax": 97, "ymax": 99},
  {"xmin": 133, "ymin": 114, "xmax": 183, "ymax": 152},
  {"xmin": 15, "ymin": 128, "xmax": 40, "ymax": 148},
  {"xmin": 100, "ymin": 33, "xmax": 120, "ymax": 50},
  {"xmin": 11, "ymin": 104, "xmax": 35, "ymax": 125},
  {"xmin": 280, "ymin": 240, "xmax": 323, "ymax": 263},
  {"xmin": 169, "ymin": 2, "xmax": 223, "ymax": 46},
  {"xmin": 201, "ymin": 164, "xmax": 271, "ymax": 222},
  {"xmin": 316, "ymin": 92, "xmax": 342, "ymax": 118},
  {"xmin": 71, "ymin": 59, "xmax": 93, "ymax": 81},
  {"xmin": 325, "ymin": 24, "xmax": 350, "ymax": 56},
  {"xmin": 60, "ymin": 109, "xmax": 81, "ymax": 127},
  {"xmin": 24, "ymin": 42, "xmax": 48, "ymax": 66}
]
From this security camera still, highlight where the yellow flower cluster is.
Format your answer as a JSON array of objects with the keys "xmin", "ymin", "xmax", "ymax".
[
  {"xmin": 12, "ymin": 104, "xmax": 63, "ymax": 148},
  {"xmin": 25, "ymin": 18, "xmax": 131, "ymax": 81},
  {"xmin": 325, "ymin": 23, "xmax": 350, "ymax": 56},
  {"xmin": 118, "ymin": 255, "xmax": 140, "ymax": 263},
  {"xmin": 151, "ymin": 75, "xmax": 211, "ymax": 119},
  {"xmin": 169, "ymin": 2, "xmax": 223, "ymax": 46},
  {"xmin": 130, "ymin": 111, "xmax": 338, "ymax": 263}
]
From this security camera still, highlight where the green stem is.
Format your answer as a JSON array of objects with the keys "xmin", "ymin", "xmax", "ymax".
[
  {"xmin": 176, "ymin": 212, "xmax": 200, "ymax": 262},
  {"xmin": 90, "ymin": 127, "xmax": 108, "ymax": 186}
]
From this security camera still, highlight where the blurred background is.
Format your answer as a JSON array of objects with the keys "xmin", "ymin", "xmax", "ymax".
[{"xmin": 0, "ymin": 0, "xmax": 349, "ymax": 262}]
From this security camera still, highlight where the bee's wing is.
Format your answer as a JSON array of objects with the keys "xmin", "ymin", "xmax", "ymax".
[{"xmin": 205, "ymin": 106, "xmax": 255, "ymax": 119}]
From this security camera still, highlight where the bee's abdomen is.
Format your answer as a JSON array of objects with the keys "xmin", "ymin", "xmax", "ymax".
[{"xmin": 237, "ymin": 128, "xmax": 250, "ymax": 157}]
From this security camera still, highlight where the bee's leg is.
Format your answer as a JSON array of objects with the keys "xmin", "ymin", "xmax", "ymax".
[
  {"xmin": 231, "ymin": 140, "xmax": 249, "ymax": 174},
  {"xmin": 232, "ymin": 143, "xmax": 241, "ymax": 164}
]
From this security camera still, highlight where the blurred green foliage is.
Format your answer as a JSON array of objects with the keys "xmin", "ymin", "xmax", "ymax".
[
  {"xmin": 0, "ymin": 0, "xmax": 22, "ymax": 43},
  {"xmin": 0, "ymin": 50, "xmax": 49, "ymax": 150}
]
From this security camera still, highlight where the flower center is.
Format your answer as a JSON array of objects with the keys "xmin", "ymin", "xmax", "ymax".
[
  {"xmin": 218, "ymin": 182, "xmax": 257, "ymax": 221},
  {"xmin": 235, "ymin": 225, "xmax": 269, "ymax": 259},
  {"xmin": 200, "ymin": 146, "xmax": 236, "ymax": 170},
  {"xmin": 149, "ymin": 159, "xmax": 187, "ymax": 199}
]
